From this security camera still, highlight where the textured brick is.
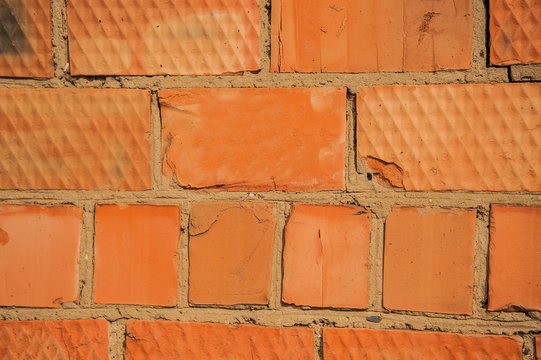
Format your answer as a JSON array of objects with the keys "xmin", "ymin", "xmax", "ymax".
[
  {"xmin": 488, "ymin": 205, "xmax": 541, "ymax": 311},
  {"xmin": 0, "ymin": 89, "xmax": 151, "ymax": 190},
  {"xmin": 323, "ymin": 328, "xmax": 522, "ymax": 360},
  {"xmin": 490, "ymin": 0, "xmax": 541, "ymax": 65},
  {"xmin": 189, "ymin": 202, "xmax": 276, "ymax": 305},
  {"xmin": 357, "ymin": 83, "xmax": 541, "ymax": 191},
  {"xmin": 94, "ymin": 204, "xmax": 180, "ymax": 306},
  {"xmin": 383, "ymin": 207, "xmax": 476, "ymax": 314},
  {"xmin": 282, "ymin": 205, "xmax": 370, "ymax": 309},
  {"xmin": 126, "ymin": 321, "xmax": 314, "ymax": 360},
  {"xmin": 0, "ymin": 205, "xmax": 82, "ymax": 307},
  {"xmin": 67, "ymin": 0, "xmax": 260, "ymax": 75},
  {"xmin": 0, "ymin": 0, "xmax": 53, "ymax": 77},
  {"xmin": 0, "ymin": 320, "xmax": 108, "ymax": 359},
  {"xmin": 271, "ymin": 0, "xmax": 472, "ymax": 73},
  {"xmin": 160, "ymin": 88, "xmax": 346, "ymax": 191}
]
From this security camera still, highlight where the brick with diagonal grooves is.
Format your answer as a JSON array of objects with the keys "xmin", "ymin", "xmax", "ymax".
[
  {"xmin": 0, "ymin": 320, "xmax": 109, "ymax": 359},
  {"xmin": 490, "ymin": 0, "xmax": 541, "ymax": 65},
  {"xmin": 125, "ymin": 321, "xmax": 314, "ymax": 360},
  {"xmin": 323, "ymin": 328, "xmax": 523, "ymax": 360},
  {"xmin": 0, "ymin": 0, "xmax": 53, "ymax": 77},
  {"xmin": 0, "ymin": 89, "xmax": 151, "ymax": 190},
  {"xmin": 357, "ymin": 83, "xmax": 541, "ymax": 191},
  {"xmin": 67, "ymin": 0, "xmax": 260, "ymax": 75}
]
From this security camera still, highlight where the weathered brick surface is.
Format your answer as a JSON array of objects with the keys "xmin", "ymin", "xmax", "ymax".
[
  {"xmin": 126, "ymin": 320, "xmax": 314, "ymax": 360},
  {"xmin": 383, "ymin": 207, "xmax": 476, "ymax": 314},
  {"xmin": 0, "ymin": 89, "xmax": 152, "ymax": 190},
  {"xmin": 189, "ymin": 202, "xmax": 276, "ymax": 305},
  {"xmin": 160, "ymin": 88, "xmax": 346, "ymax": 191},
  {"xmin": 271, "ymin": 0, "xmax": 472, "ymax": 72},
  {"xmin": 0, "ymin": 205, "xmax": 82, "ymax": 307},
  {"xmin": 357, "ymin": 83, "xmax": 541, "ymax": 191},
  {"xmin": 323, "ymin": 328, "xmax": 523, "ymax": 360},
  {"xmin": 488, "ymin": 205, "xmax": 541, "ymax": 311},
  {"xmin": 67, "ymin": 0, "xmax": 260, "ymax": 75},
  {"xmin": 282, "ymin": 205, "xmax": 370, "ymax": 309},
  {"xmin": 0, "ymin": 320, "xmax": 109, "ymax": 359},
  {"xmin": 94, "ymin": 204, "xmax": 180, "ymax": 306}
]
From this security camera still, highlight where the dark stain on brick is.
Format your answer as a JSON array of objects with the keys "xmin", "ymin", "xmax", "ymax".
[{"xmin": 0, "ymin": 0, "xmax": 28, "ymax": 55}]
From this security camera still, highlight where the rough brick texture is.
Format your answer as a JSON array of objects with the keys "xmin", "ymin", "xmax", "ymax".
[
  {"xmin": 125, "ymin": 321, "xmax": 314, "ymax": 360},
  {"xmin": 357, "ymin": 83, "xmax": 541, "ymax": 191},
  {"xmin": 282, "ymin": 205, "xmax": 370, "ymax": 309},
  {"xmin": 0, "ymin": 89, "xmax": 151, "ymax": 190},
  {"xmin": 488, "ymin": 205, "xmax": 541, "ymax": 311},
  {"xmin": 189, "ymin": 202, "xmax": 276, "ymax": 305},
  {"xmin": 323, "ymin": 328, "xmax": 523, "ymax": 360},
  {"xmin": 383, "ymin": 207, "xmax": 476, "ymax": 314},
  {"xmin": 0, "ymin": 205, "xmax": 82, "ymax": 307},
  {"xmin": 94, "ymin": 204, "xmax": 180, "ymax": 306},
  {"xmin": 160, "ymin": 88, "xmax": 346, "ymax": 191},
  {"xmin": 0, "ymin": 320, "xmax": 109, "ymax": 359}
]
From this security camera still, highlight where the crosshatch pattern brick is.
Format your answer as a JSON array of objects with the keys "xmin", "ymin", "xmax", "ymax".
[{"xmin": 0, "ymin": 0, "xmax": 540, "ymax": 358}]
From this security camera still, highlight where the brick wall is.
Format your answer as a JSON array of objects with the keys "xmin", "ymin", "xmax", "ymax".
[{"xmin": 0, "ymin": 0, "xmax": 540, "ymax": 359}]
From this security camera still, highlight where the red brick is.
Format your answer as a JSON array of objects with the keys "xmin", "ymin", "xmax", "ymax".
[
  {"xmin": 490, "ymin": 0, "xmax": 541, "ymax": 65},
  {"xmin": 323, "ymin": 328, "xmax": 522, "ymax": 360},
  {"xmin": 0, "ymin": 320, "xmax": 108, "ymax": 359},
  {"xmin": 271, "ymin": 0, "xmax": 472, "ymax": 73},
  {"xmin": 126, "ymin": 320, "xmax": 314, "ymax": 360},
  {"xmin": 0, "ymin": 205, "xmax": 82, "ymax": 307},
  {"xmin": 357, "ymin": 83, "xmax": 541, "ymax": 191},
  {"xmin": 94, "ymin": 204, "xmax": 180, "ymax": 306},
  {"xmin": 383, "ymin": 207, "xmax": 476, "ymax": 314},
  {"xmin": 0, "ymin": 89, "xmax": 151, "ymax": 190},
  {"xmin": 160, "ymin": 88, "xmax": 346, "ymax": 191},
  {"xmin": 488, "ymin": 205, "xmax": 541, "ymax": 311},
  {"xmin": 0, "ymin": 0, "xmax": 53, "ymax": 77},
  {"xmin": 67, "ymin": 0, "xmax": 260, "ymax": 75},
  {"xmin": 282, "ymin": 205, "xmax": 370, "ymax": 309},
  {"xmin": 189, "ymin": 202, "xmax": 276, "ymax": 305}
]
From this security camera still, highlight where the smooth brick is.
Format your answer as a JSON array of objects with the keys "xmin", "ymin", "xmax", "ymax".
[
  {"xmin": 488, "ymin": 205, "xmax": 541, "ymax": 311},
  {"xmin": 0, "ymin": 320, "xmax": 108, "ymax": 359},
  {"xmin": 0, "ymin": 89, "xmax": 151, "ymax": 190},
  {"xmin": 94, "ymin": 204, "xmax": 180, "ymax": 306},
  {"xmin": 271, "ymin": 0, "xmax": 472, "ymax": 73},
  {"xmin": 126, "ymin": 320, "xmax": 314, "ymax": 360},
  {"xmin": 323, "ymin": 328, "xmax": 522, "ymax": 360},
  {"xmin": 282, "ymin": 205, "xmax": 370, "ymax": 309},
  {"xmin": 0, "ymin": 205, "xmax": 82, "ymax": 307},
  {"xmin": 490, "ymin": 0, "xmax": 541, "ymax": 65},
  {"xmin": 189, "ymin": 202, "xmax": 276, "ymax": 305},
  {"xmin": 383, "ymin": 207, "xmax": 476, "ymax": 314},
  {"xmin": 160, "ymin": 88, "xmax": 346, "ymax": 191},
  {"xmin": 357, "ymin": 83, "xmax": 541, "ymax": 191},
  {"xmin": 67, "ymin": 0, "xmax": 260, "ymax": 75},
  {"xmin": 0, "ymin": 0, "xmax": 53, "ymax": 77}
]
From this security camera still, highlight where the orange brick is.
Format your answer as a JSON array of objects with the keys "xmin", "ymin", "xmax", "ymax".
[
  {"xmin": 0, "ymin": 89, "xmax": 151, "ymax": 190},
  {"xmin": 160, "ymin": 88, "xmax": 346, "ymax": 191},
  {"xmin": 0, "ymin": 0, "xmax": 53, "ymax": 77},
  {"xmin": 0, "ymin": 320, "xmax": 108, "ymax": 359},
  {"xmin": 126, "ymin": 320, "xmax": 314, "ymax": 360},
  {"xmin": 67, "ymin": 0, "xmax": 260, "ymax": 75},
  {"xmin": 357, "ymin": 83, "xmax": 541, "ymax": 191},
  {"xmin": 94, "ymin": 204, "xmax": 180, "ymax": 306},
  {"xmin": 323, "ymin": 328, "xmax": 522, "ymax": 359},
  {"xmin": 0, "ymin": 205, "xmax": 82, "ymax": 307},
  {"xmin": 189, "ymin": 202, "xmax": 276, "ymax": 305},
  {"xmin": 271, "ymin": 0, "xmax": 472, "ymax": 73},
  {"xmin": 490, "ymin": 0, "xmax": 541, "ymax": 65},
  {"xmin": 383, "ymin": 207, "xmax": 476, "ymax": 314},
  {"xmin": 488, "ymin": 205, "xmax": 541, "ymax": 311},
  {"xmin": 282, "ymin": 205, "xmax": 370, "ymax": 309}
]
